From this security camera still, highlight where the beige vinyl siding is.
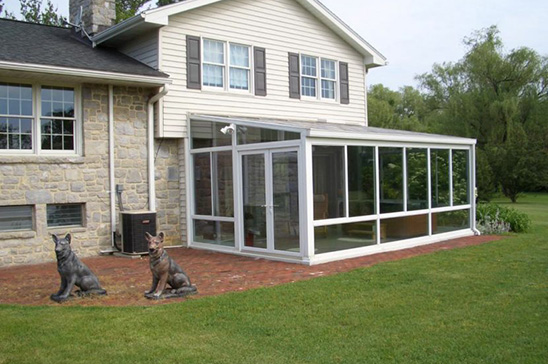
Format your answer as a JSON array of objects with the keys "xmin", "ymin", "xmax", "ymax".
[
  {"xmin": 159, "ymin": 0, "xmax": 367, "ymax": 138},
  {"xmin": 119, "ymin": 30, "xmax": 159, "ymax": 70}
]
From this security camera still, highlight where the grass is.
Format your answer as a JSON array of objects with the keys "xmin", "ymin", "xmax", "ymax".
[{"xmin": 1, "ymin": 195, "xmax": 547, "ymax": 363}]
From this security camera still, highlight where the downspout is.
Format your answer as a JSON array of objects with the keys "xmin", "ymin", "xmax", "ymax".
[
  {"xmin": 109, "ymin": 85, "xmax": 116, "ymax": 249},
  {"xmin": 147, "ymin": 85, "xmax": 169, "ymax": 211},
  {"xmin": 101, "ymin": 84, "xmax": 117, "ymax": 254},
  {"xmin": 471, "ymin": 145, "xmax": 481, "ymax": 235}
]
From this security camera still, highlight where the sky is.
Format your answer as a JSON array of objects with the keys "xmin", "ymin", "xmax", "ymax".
[{"xmin": 3, "ymin": 0, "xmax": 547, "ymax": 90}]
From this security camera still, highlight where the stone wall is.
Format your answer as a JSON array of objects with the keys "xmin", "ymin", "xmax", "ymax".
[{"xmin": 0, "ymin": 84, "xmax": 182, "ymax": 267}]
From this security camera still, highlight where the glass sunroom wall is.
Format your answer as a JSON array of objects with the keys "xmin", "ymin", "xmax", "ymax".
[
  {"xmin": 190, "ymin": 119, "xmax": 235, "ymax": 248},
  {"xmin": 312, "ymin": 146, "xmax": 346, "ymax": 219},
  {"xmin": 406, "ymin": 148, "xmax": 428, "ymax": 211},
  {"xmin": 452, "ymin": 149, "xmax": 470, "ymax": 205},
  {"xmin": 347, "ymin": 146, "xmax": 376, "ymax": 217},
  {"xmin": 379, "ymin": 147, "xmax": 404, "ymax": 213},
  {"xmin": 431, "ymin": 149, "xmax": 450, "ymax": 207}
]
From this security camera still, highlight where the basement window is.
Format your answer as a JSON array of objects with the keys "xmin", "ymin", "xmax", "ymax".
[{"xmin": 47, "ymin": 204, "xmax": 84, "ymax": 228}]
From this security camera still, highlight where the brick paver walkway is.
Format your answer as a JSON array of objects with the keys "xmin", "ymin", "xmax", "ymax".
[{"xmin": 0, "ymin": 235, "xmax": 503, "ymax": 306}]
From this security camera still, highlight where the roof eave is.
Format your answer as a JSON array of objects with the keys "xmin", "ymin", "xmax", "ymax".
[{"xmin": 0, "ymin": 61, "xmax": 172, "ymax": 86}]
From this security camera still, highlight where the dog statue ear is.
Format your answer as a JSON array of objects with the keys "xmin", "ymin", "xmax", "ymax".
[
  {"xmin": 158, "ymin": 232, "xmax": 165, "ymax": 242},
  {"xmin": 145, "ymin": 232, "xmax": 153, "ymax": 241},
  {"xmin": 65, "ymin": 233, "xmax": 72, "ymax": 244},
  {"xmin": 52, "ymin": 234, "xmax": 59, "ymax": 244}
]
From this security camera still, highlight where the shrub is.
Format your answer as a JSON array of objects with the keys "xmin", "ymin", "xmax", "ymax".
[{"xmin": 476, "ymin": 203, "xmax": 531, "ymax": 233}]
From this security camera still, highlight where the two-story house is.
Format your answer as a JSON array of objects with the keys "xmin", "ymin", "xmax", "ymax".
[{"xmin": 0, "ymin": 0, "xmax": 478, "ymax": 267}]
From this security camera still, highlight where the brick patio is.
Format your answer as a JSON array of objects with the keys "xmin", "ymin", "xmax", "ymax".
[{"xmin": 0, "ymin": 235, "xmax": 503, "ymax": 306}]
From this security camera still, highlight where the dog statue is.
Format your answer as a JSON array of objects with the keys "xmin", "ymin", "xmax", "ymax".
[
  {"xmin": 144, "ymin": 232, "xmax": 197, "ymax": 299},
  {"xmin": 50, "ymin": 233, "xmax": 107, "ymax": 303}
]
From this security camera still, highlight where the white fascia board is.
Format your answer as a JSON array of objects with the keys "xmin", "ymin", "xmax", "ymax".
[
  {"xmin": 0, "ymin": 61, "xmax": 172, "ymax": 86},
  {"xmin": 296, "ymin": 0, "xmax": 387, "ymax": 67},
  {"xmin": 142, "ymin": 0, "xmax": 224, "ymax": 24},
  {"xmin": 307, "ymin": 129, "xmax": 477, "ymax": 145}
]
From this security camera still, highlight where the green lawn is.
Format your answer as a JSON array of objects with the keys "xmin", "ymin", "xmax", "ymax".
[{"xmin": 1, "ymin": 194, "xmax": 547, "ymax": 364}]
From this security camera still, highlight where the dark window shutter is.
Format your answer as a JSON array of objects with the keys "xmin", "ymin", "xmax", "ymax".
[
  {"xmin": 288, "ymin": 52, "xmax": 300, "ymax": 99},
  {"xmin": 254, "ymin": 47, "xmax": 267, "ymax": 96},
  {"xmin": 339, "ymin": 62, "xmax": 349, "ymax": 104},
  {"xmin": 186, "ymin": 35, "xmax": 201, "ymax": 90}
]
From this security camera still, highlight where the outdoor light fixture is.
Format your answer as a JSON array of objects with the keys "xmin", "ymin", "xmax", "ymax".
[{"xmin": 220, "ymin": 123, "xmax": 236, "ymax": 135}]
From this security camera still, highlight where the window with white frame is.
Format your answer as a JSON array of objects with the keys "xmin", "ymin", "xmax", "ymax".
[
  {"xmin": 0, "ymin": 82, "xmax": 77, "ymax": 154},
  {"xmin": 300, "ymin": 55, "xmax": 337, "ymax": 100},
  {"xmin": 202, "ymin": 39, "xmax": 251, "ymax": 91}
]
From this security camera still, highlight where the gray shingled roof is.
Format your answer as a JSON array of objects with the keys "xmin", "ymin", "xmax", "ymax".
[{"xmin": 0, "ymin": 19, "xmax": 168, "ymax": 78}]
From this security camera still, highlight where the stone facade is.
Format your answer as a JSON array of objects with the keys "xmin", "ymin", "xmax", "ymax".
[{"xmin": 0, "ymin": 84, "xmax": 182, "ymax": 267}]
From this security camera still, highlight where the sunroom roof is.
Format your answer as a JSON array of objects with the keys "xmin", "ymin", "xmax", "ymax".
[{"xmin": 191, "ymin": 115, "xmax": 476, "ymax": 145}]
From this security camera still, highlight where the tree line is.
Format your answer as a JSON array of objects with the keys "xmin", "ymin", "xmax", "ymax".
[
  {"xmin": 369, "ymin": 26, "xmax": 548, "ymax": 202},
  {"xmin": 2, "ymin": 2, "xmax": 546, "ymax": 202}
]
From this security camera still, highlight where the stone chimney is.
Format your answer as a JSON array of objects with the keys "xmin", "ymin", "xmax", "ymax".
[{"xmin": 69, "ymin": 0, "xmax": 116, "ymax": 35}]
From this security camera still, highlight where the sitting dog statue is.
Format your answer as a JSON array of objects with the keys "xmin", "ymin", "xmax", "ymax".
[
  {"xmin": 50, "ymin": 233, "xmax": 107, "ymax": 303},
  {"xmin": 144, "ymin": 232, "xmax": 197, "ymax": 299}
]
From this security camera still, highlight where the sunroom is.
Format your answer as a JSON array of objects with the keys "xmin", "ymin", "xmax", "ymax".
[{"xmin": 187, "ymin": 115, "xmax": 477, "ymax": 265}]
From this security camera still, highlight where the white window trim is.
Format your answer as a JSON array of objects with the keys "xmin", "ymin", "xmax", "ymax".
[
  {"xmin": 201, "ymin": 38, "xmax": 253, "ymax": 94},
  {"xmin": 0, "ymin": 81, "xmax": 81, "ymax": 156},
  {"xmin": 299, "ymin": 54, "xmax": 338, "ymax": 102}
]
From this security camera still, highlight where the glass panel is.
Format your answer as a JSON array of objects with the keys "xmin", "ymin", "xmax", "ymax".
[
  {"xmin": 432, "ymin": 209, "xmax": 470, "ymax": 234},
  {"xmin": 193, "ymin": 153, "xmax": 212, "ymax": 215},
  {"xmin": 431, "ymin": 149, "xmax": 450, "ymax": 207},
  {"xmin": 203, "ymin": 64, "xmax": 224, "ymax": 87},
  {"xmin": 321, "ymin": 59, "xmax": 336, "ymax": 79},
  {"xmin": 229, "ymin": 44, "xmax": 249, "ymax": 67},
  {"xmin": 190, "ymin": 120, "xmax": 232, "ymax": 148},
  {"xmin": 348, "ymin": 146, "xmax": 375, "ymax": 217},
  {"xmin": 314, "ymin": 221, "xmax": 377, "ymax": 254},
  {"xmin": 0, "ymin": 84, "xmax": 32, "ymax": 116},
  {"xmin": 301, "ymin": 77, "xmax": 316, "ymax": 97},
  {"xmin": 272, "ymin": 151, "xmax": 299, "ymax": 252},
  {"xmin": 203, "ymin": 39, "xmax": 224, "ymax": 64},
  {"xmin": 301, "ymin": 55, "xmax": 317, "ymax": 77},
  {"xmin": 242, "ymin": 154, "xmax": 267, "ymax": 249},
  {"xmin": 40, "ymin": 119, "xmax": 73, "ymax": 150},
  {"xmin": 313, "ymin": 146, "xmax": 345, "ymax": 219},
  {"xmin": 212, "ymin": 151, "xmax": 233, "ymax": 217},
  {"xmin": 321, "ymin": 80, "xmax": 335, "ymax": 99},
  {"xmin": 0, "ymin": 117, "xmax": 32, "ymax": 150},
  {"xmin": 380, "ymin": 214, "xmax": 428, "ymax": 244},
  {"xmin": 452, "ymin": 150, "xmax": 469, "ymax": 205},
  {"xmin": 0, "ymin": 99, "xmax": 6, "ymax": 114},
  {"xmin": 229, "ymin": 68, "xmax": 249, "ymax": 90},
  {"xmin": 407, "ymin": 148, "xmax": 428, "ymax": 210},
  {"xmin": 47, "ymin": 204, "xmax": 83, "ymax": 227},
  {"xmin": 193, "ymin": 220, "xmax": 234, "ymax": 247},
  {"xmin": 0, "ymin": 205, "xmax": 33, "ymax": 231},
  {"xmin": 379, "ymin": 147, "xmax": 404, "ymax": 213},
  {"xmin": 238, "ymin": 125, "xmax": 300, "ymax": 145}
]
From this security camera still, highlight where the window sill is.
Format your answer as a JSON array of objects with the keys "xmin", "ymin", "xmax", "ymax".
[
  {"xmin": 0, "ymin": 155, "xmax": 85, "ymax": 165},
  {"xmin": 0, "ymin": 230, "xmax": 36, "ymax": 240},
  {"xmin": 47, "ymin": 227, "xmax": 86, "ymax": 234}
]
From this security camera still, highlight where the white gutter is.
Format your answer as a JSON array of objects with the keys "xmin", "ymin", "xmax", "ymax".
[
  {"xmin": 108, "ymin": 85, "xmax": 116, "ymax": 249},
  {"xmin": 147, "ymin": 85, "xmax": 169, "ymax": 211},
  {"xmin": 0, "ymin": 61, "xmax": 171, "ymax": 86}
]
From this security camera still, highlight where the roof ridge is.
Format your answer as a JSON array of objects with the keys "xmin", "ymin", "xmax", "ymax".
[{"xmin": 0, "ymin": 17, "xmax": 69, "ymax": 30}]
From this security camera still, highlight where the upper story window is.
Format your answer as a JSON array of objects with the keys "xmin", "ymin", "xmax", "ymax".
[
  {"xmin": 0, "ymin": 82, "xmax": 78, "ymax": 155},
  {"xmin": 300, "ymin": 55, "xmax": 337, "ymax": 101},
  {"xmin": 289, "ymin": 53, "xmax": 349, "ymax": 104},
  {"xmin": 186, "ymin": 35, "xmax": 266, "ymax": 96},
  {"xmin": 202, "ymin": 39, "xmax": 251, "ymax": 92}
]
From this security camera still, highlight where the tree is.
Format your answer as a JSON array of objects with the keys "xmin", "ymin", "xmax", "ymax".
[
  {"xmin": 418, "ymin": 26, "xmax": 548, "ymax": 202},
  {"xmin": 0, "ymin": 0, "xmax": 66, "ymax": 26},
  {"xmin": 367, "ymin": 84, "xmax": 430, "ymax": 132},
  {"xmin": 116, "ymin": 0, "xmax": 179, "ymax": 23}
]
